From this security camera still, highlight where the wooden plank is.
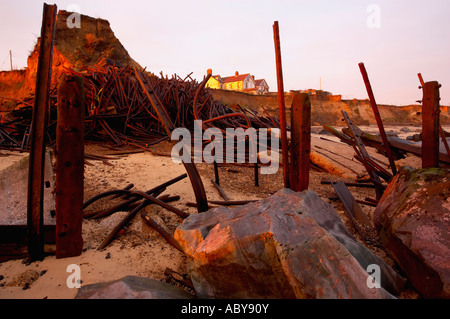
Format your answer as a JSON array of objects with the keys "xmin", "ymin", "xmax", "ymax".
[
  {"xmin": 290, "ymin": 93, "xmax": 311, "ymax": 192},
  {"xmin": 321, "ymin": 125, "xmax": 356, "ymax": 146},
  {"xmin": 27, "ymin": 3, "xmax": 58, "ymax": 262},
  {"xmin": 342, "ymin": 111, "xmax": 384, "ymax": 198},
  {"xmin": 422, "ymin": 81, "xmax": 441, "ymax": 168},
  {"xmin": 55, "ymin": 75, "xmax": 85, "ymax": 259},
  {"xmin": 359, "ymin": 63, "xmax": 397, "ymax": 175},
  {"xmin": 321, "ymin": 179, "xmax": 376, "ymax": 189},
  {"xmin": 349, "ymin": 125, "xmax": 450, "ymax": 165},
  {"xmin": 0, "ymin": 225, "xmax": 56, "ymax": 262},
  {"xmin": 331, "ymin": 181, "xmax": 372, "ymax": 228},
  {"xmin": 134, "ymin": 69, "xmax": 209, "ymax": 213},
  {"xmin": 211, "ymin": 179, "xmax": 230, "ymax": 201},
  {"xmin": 273, "ymin": 21, "xmax": 290, "ymax": 189}
]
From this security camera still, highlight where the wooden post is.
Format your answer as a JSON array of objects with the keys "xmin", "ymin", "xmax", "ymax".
[
  {"xmin": 358, "ymin": 63, "xmax": 397, "ymax": 175},
  {"xmin": 55, "ymin": 75, "xmax": 85, "ymax": 258},
  {"xmin": 9, "ymin": 50, "xmax": 13, "ymax": 71},
  {"xmin": 27, "ymin": 3, "xmax": 57, "ymax": 262},
  {"xmin": 418, "ymin": 73, "xmax": 450, "ymax": 159},
  {"xmin": 290, "ymin": 93, "xmax": 311, "ymax": 192},
  {"xmin": 422, "ymin": 81, "xmax": 440, "ymax": 168},
  {"xmin": 273, "ymin": 21, "xmax": 290, "ymax": 189}
]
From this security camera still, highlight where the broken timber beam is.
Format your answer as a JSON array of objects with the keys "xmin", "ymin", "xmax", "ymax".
[
  {"xmin": 55, "ymin": 75, "xmax": 85, "ymax": 259},
  {"xmin": 342, "ymin": 111, "xmax": 384, "ymax": 198},
  {"xmin": 331, "ymin": 181, "xmax": 372, "ymax": 229},
  {"xmin": 321, "ymin": 179, "xmax": 376, "ymax": 189},
  {"xmin": 140, "ymin": 212, "xmax": 184, "ymax": 253},
  {"xmin": 97, "ymin": 192, "xmax": 174, "ymax": 251},
  {"xmin": 134, "ymin": 68, "xmax": 209, "ymax": 213},
  {"xmin": 27, "ymin": 3, "xmax": 58, "ymax": 262},
  {"xmin": 211, "ymin": 179, "xmax": 230, "ymax": 201},
  {"xmin": 321, "ymin": 125, "xmax": 356, "ymax": 146},
  {"xmin": 273, "ymin": 21, "xmax": 290, "ymax": 189},
  {"xmin": 356, "ymin": 129, "xmax": 450, "ymax": 165},
  {"xmin": 358, "ymin": 62, "xmax": 397, "ymax": 175}
]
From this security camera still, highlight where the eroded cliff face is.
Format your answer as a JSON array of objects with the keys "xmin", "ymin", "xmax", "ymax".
[
  {"xmin": 210, "ymin": 89, "xmax": 450, "ymax": 126},
  {"xmin": 0, "ymin": 70, "xmax": 27, "ymax": 111},
  {"xmin": 52, "ymin": 10, "xmax": 141, "ymax": 70},
  {"xmin": 0, "ymin": 10, "xmax": 141, "ymax": 109}
]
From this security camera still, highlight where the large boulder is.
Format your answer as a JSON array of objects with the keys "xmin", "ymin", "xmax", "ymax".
[
  {"xmin": 374, "ymin": 168, "xmax": 450, "ymax": 299},
  {"xmin": 175, "ymin": 189, "xmax": 404, "ymax": 299},
  {"xmin": 75, "ymin": 276, "xmax": 195, "ymax": 299}
]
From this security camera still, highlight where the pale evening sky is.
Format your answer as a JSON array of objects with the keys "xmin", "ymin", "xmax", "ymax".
[{"xmin": 0, "ymin": 0, "xmax": 449, "ymax": 106}]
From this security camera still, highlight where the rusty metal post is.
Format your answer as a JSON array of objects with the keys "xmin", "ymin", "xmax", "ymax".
[
  {"xmin": 358, "ymin": 63, "xmax": 397, "ymax": 175},
  {"xmin": 273, "ymin": 21, "xmax": 290, "ymax": 189},
  {"xmin": 55, "ymin": 75, "xmax": 85, "ymax": 258},
  {"xmin": 422, "ymin": 81, "xmax": 441, "ymax": 168},
  {"xmin": 27, "ymin": 3, "xmax": 57, "ymax": 261},
  {"xmin": 290, "ymin": 93, "xmax": 311, "ymax": 192}
]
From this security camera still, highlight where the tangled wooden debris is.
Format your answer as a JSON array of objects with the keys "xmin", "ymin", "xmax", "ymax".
[{"xmin": 0, "ymin": 63, "xmax": 280, "ymax": 153}]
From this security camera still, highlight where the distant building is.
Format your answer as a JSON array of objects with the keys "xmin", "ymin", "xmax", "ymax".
[
  {"xmin": 255, "ymin": 79, "xmax": 270, "ymax": 95},
  {"xmin": 205, "ymin": 69, "xmax": 269, "ymax": 94},
  {"xmin": 291, "ymin": 89, "xmax": 341, "ymax": 101},
  {"xmin": 297, "ymin": 89, "xmax": 332, "ymax": 97}
]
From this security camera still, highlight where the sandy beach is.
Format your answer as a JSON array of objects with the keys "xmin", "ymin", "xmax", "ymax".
[{"xmin": 0, "ymin": 125, "xmax": 447, "ymax": 299}]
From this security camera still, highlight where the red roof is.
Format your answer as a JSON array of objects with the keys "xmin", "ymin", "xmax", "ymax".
[
  {"xmin": 210, "ymin": 75, "xmax": 223, "ymax": 83},
  {"xmin": 255, "ymin": 79, "xmax": 266, "ymax": 86},
  {"xmin": 221, "ymin": 73, "xmax": 251, "ymax": 84}
]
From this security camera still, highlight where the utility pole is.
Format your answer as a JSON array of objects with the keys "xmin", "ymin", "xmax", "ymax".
[{"xmin": 9, "ymin": 50, "xmax": 13, "ymax": 71}]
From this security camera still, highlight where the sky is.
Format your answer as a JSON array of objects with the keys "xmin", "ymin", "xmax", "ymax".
[{"xmin": 1, "ymin": 0, "xmax": 449, "ymax": 106}]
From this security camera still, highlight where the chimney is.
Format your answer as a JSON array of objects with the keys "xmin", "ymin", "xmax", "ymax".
[
  {"xmin": 207, "ymin": 68, "xmax": 212, "ymax": 75},
  {"xmin": 235, "ymin": 71, "xmax": 239, "ymax": 76},
  {"xmin": 252, "ymin": 75, "xmax": 255, "ymax": 80}
]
